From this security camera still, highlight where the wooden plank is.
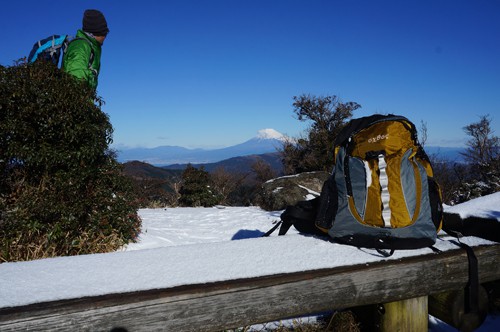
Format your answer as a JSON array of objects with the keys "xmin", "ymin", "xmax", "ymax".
[
  {"xmin": 1, "ymin": 244, "xmax": 499, "ymax": 332},
  {"xmin": 379, "ymin": 296, "xmax": 428, "ymax": 331}
]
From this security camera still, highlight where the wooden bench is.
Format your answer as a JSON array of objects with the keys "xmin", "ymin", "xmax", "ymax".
[{"xmin": 1, "ymin": 243, "xmax": 499, "ymax": 331}]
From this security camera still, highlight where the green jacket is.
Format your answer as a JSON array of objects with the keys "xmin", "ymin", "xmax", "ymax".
[{"xmin": 62, "ymin": 30, "xmax": 102, "ymax": 91}]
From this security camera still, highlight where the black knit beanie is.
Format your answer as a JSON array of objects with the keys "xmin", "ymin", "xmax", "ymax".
[{"xmin": 82, "ymin": 9, "xmax": 109, "ymax": 36}]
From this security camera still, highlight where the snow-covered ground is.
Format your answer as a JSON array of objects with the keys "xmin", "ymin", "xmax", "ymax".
[{"xmin": 1, "ymin": 193, "xmax": 499, "ymax": 331}]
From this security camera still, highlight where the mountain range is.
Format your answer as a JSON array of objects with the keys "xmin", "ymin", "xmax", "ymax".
[
  {"xmin": 116, "ymin": 129, "xmax": 286, "ymax": 166},
  {"xmin": 116, "ymin": 128, "xmax": 466, "ymax": 167}
]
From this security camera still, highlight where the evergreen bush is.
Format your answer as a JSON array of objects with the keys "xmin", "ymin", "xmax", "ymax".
[
  {"xmin": 0, "ymin": 60, "xmax": 141, "ymax": 262},
  {"xmin": 179, "ymin": 164, "xmax": 221, "ymax": 207}
]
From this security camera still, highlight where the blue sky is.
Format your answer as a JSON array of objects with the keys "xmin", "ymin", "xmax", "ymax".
[{"xmin": 2, "ymin": 0, "xmax": 499, "ymax": 149}]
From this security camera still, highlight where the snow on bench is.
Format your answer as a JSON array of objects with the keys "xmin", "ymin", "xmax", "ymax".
[{"xmin": 1, "ymin": 194, "xmax": 499, "ymax": 331}]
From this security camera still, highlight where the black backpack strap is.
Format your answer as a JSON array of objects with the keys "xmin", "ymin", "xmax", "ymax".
[
  {"xmin": 442, "ymin": 210, "xmax": 499, "ymax": 318},
  {"xmin": 374, "ymin": 248, "xmax": 395, "ymax": 257},
  {"xmin": 449, "ymin": 239, "xmax": 480, "ymax": 315},
  {"xmin": 262, "ymin": 220, "xmax": 283, "ymax": 237},
  {"xmin": 261, "ymin": 206, "xmax": 297, "ymax": 237},
  {"xmin": 315, "ymin": 175, "xmax": 338, "ymax": 231},
  {"xmin": 262, "ymin": 197, "xmax": 325, "ymax": 237},
  {"xmin": 286, "ymin": 198, "xmax": 326, "ymax": 236}
]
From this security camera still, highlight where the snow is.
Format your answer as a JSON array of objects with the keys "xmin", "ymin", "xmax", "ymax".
[
  {"xmin": 0, "ymin": 195, "xmax": 499, "ymax": 331},
  {"xmin": 445, "ymin": 191, "xmax": 500, "ymax": 220},
  {"xmin": 256, "ymin": 128, "xmax": 285, "ymax": 141},
  {"xmin": 297, "ymin": 184, "xmax": 320, "ymax": 200}
]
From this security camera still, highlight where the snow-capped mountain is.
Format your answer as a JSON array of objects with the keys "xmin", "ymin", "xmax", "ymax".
[
  {"xmin": 255, "ymin": 128, "xmax": 286, "ymax": 141},
  {"xmin": 116, "ymin": 129, "xmax": 286, "ymax": 166}
]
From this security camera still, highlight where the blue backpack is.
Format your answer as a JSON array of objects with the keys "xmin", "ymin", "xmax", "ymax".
[
  {"xmin": 28, "ymin": 34, "xmax": 94, "ymax": 68},
  {"xmin": 28, "ymin": 35, "xmax": 70, "ymax": 66}
]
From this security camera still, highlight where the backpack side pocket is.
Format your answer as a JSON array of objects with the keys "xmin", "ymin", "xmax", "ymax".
[{"xmin": 315, "ymin": 175, "xmax": 338, "ymax": 232}]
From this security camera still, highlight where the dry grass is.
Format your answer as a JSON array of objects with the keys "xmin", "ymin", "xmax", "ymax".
[
  {"xmin": 325, "ymin": 311, "xmax": 361, "ymax": 331},
  {"xmin": 223, "ymin": 311, "xmax": 361, "ymax": 332},
  {"xmin": 1, "ymin": 230, "xmax": 126, "ymax": 263}
]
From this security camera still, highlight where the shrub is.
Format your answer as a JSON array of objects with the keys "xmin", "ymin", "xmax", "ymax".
[
  {"xmin": 459, "ymin": 115, "xmax": 500, "ymax": 199},
  {"xmin": 0, "ymin": 60, "xmax": 141, "ymax": 262},
  {"xmin": 179, "ymin": 164, "xmax": 222, "ymax": 207},
  {"xmin": 281, "ymin": 94, "xmax": 361, "ymax": 174}
]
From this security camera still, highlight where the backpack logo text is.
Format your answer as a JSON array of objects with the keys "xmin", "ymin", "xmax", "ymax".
[{"xmin": 368, "ymin": 134, "xmax": 389, "ymax": 143}]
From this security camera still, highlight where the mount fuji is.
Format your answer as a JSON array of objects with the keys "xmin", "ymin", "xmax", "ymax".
[{"xmin": 116, "ymin": 129, "xmax": 286, "ymax": 166}]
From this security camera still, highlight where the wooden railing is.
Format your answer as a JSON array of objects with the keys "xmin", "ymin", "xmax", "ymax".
[{"xmin": 1, "ymin": 244, "xmax": 499, "ymax": 331}]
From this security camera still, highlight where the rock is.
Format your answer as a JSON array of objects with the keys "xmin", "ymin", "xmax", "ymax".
[{"xmin": 259, "ymin": 171, "xmax": 330, "ymax": 211}]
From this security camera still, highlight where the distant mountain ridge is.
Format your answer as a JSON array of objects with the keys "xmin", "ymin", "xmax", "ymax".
[
  {"xmin": 117, "ymin": 129, "xmax": 286, "ymax": 166},
  {"xmin": 163, "ymin": 152, "xmax": 284, "ymax": 174},
  {"xmin": 424, "ymin": 146, "xmax": 465, "ymax": 162},
  {"xmin": 117, "ymin": 128, "xmax": 465, "ymax": 166}
]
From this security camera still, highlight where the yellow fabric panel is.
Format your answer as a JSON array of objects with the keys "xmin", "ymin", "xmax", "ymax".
[
  {"xmin": 419, "ymin": 158, "xmax": 434, "ymax": 177},
  {"xmin": 351, "ymin": 121, "xmax": 415, "ymax": 159},
  {"xmin": 364, "ymin": 159, "xmax": 384, "ymax": 227},
  {"xmin": 386, "ymin": 154, "xmax": 411, "ymax": 228}
]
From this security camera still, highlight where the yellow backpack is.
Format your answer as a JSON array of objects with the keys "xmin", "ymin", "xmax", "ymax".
[{"xmin": 315, "ymin": 114, "xmax": 443, "ymax": 250}]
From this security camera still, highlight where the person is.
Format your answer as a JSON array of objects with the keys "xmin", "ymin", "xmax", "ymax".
[{"xmin": 63, "ymin": 9, "xmax": 109, "ymax": 91}]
